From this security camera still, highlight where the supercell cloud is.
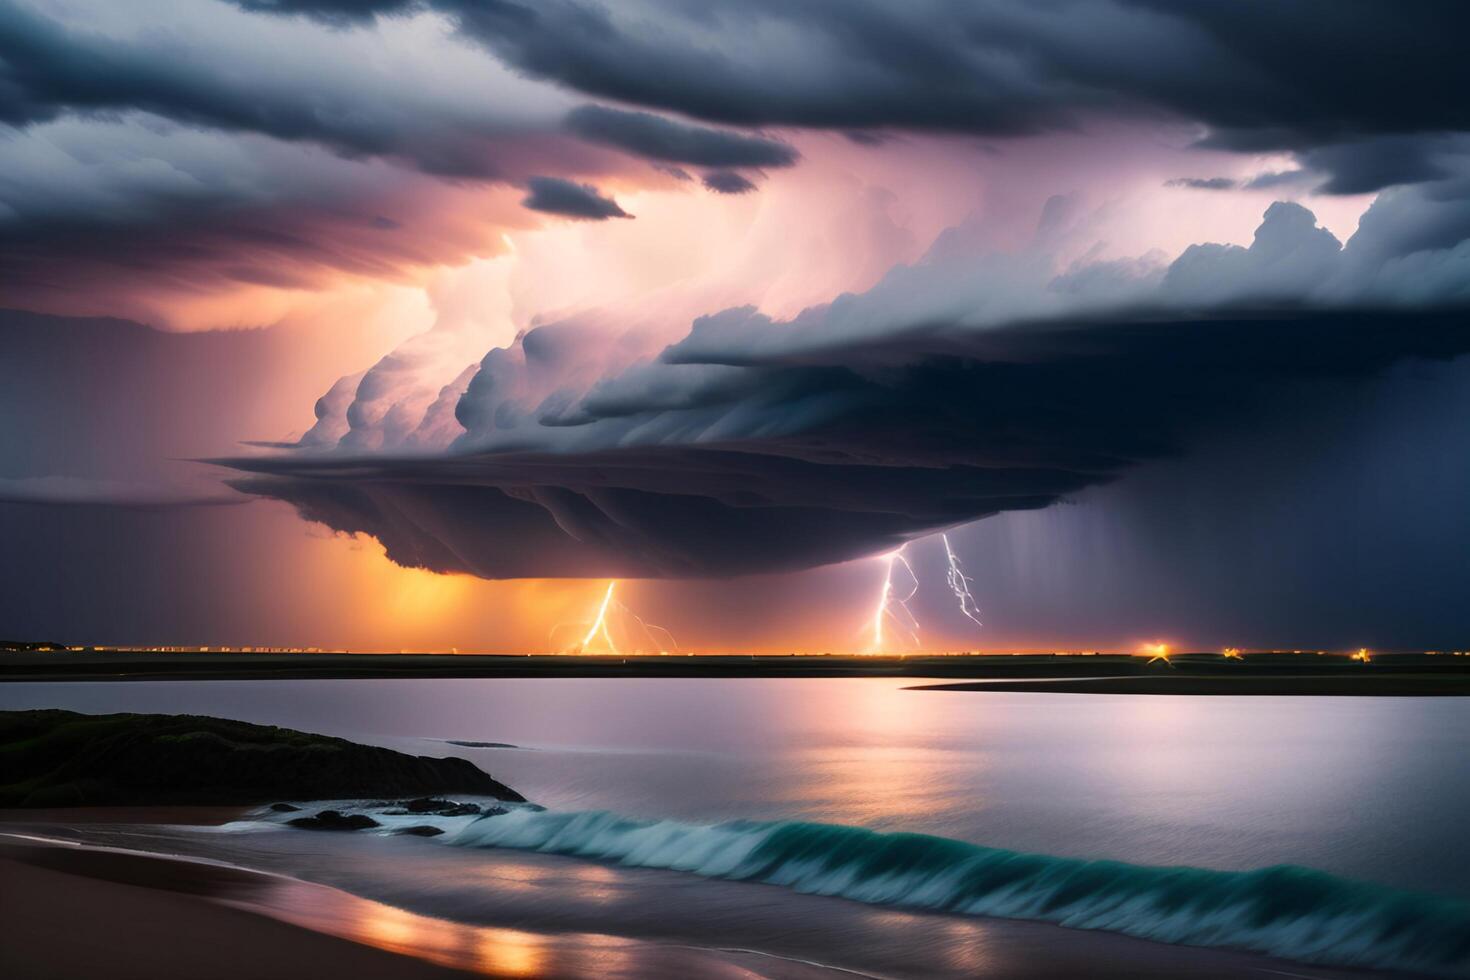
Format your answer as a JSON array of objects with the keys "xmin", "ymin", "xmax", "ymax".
[{"xmin": 223, "ymin": 184, "xmax": 1470, "ymax": 578}]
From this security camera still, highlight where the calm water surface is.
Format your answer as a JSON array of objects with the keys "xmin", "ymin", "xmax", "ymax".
[{"xmin": 3, "ymin": 677, "xmax": 1465, "ymax": 896}]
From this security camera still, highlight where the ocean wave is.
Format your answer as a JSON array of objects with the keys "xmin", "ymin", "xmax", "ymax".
[{"xmin": 426, "ymin": 808, "xmax": 1470, "ymax": 975}]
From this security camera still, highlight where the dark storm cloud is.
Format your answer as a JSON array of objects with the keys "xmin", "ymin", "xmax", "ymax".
[
  {"xmin": 1242, "ymin": 170, "xmax": 1316, "ymax": 191},
  {"xmin": 564, "ymin": 105, "xmax": 797, "ymax": 169},
  {"xmin": 220, "ymin": 307, "xmax": 1470, "ymax": 579},
  {"xmin": 701, "ymin": 170, "xmax": 757, "ymax": 195},
  {"xmin": 0, "ymin": 154, "xmax": 454, "ymax": 315},
  {"xmin": 520, "ymin": 176, "xmax": 632, "ymax": 219},
  {"xmin": 229, "ymin": 0, "xmax": 415, "ymax": 25},
  {"xmin": 0, "ymin": 0, "xmax": 509, "ymax": 178},
  {"xmin": 227, "ymin": 0, "xmax": 1470, "ymax": 193},
  {"xmin": 1296, "ymin": 135, "xmax": 1462, "ymax": 197},
  {"xmin": 0, "ymin": 476, "xmax": 246, "ymax": 508},
  {"xmin": 219, "ymin": 192, "xmax": 1470, "ymax": 579},
  {"xmin": 1165, "ymin": 177, "xmax": 1237, "ymax": 191}
]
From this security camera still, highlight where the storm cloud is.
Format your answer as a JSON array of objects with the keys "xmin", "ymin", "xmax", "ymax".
[
  {"xmin": 0, "ymin": 0, "xmax": 567, "ymax": 179},
  {"xmin": 9, "ymin": 0, "xmax": 1469, "ymax": 317},
  {"xmin": 221, "ymin": 190, "xmax": 1470, "ymax": 579},
  {"xmin": 234, "ymin": 0, "xmax": 1470, "ymax": 194},
  {"xmin": 564, "ymin": 105, "xmax": 797, "ymax": 170},
  {"xmin": 223, "ymin": 308, "xmax": 1470, "ymax": 579},
  {"xmin": 1165, "ymin": 177, "xmax": 1237, "ymax": 191},
  {"xmin": 701, "ymin": 171, "xmax": 758, "ymax": 195},
  {"xmin": 520, "ymin": 176, "xmax": 632, "ymax": 220}
]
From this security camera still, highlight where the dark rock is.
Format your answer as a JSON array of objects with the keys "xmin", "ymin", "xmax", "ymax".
[
  {"xmin": 443, "ymin": 804, "xmax": 480, "ymax": 816},
  {"xmin": 403, "ymin": 797, "xmax": 480, "ymax": 816},
  {"xmin": 269, "ymin": 802, "xmax": 301, "ymax": 812},
  {"xmin": 288, "ymin": 810, "xmax": 380, "ymax": 831},
  {"xmin": 0, "ymin": 709, "xmax": 526, "ymax": 807},
  {"xmin": 394, "ymin": 825, "xmax": 445, "ymax": 837},
  {"xmin": 479, "ymin": 807, "xmax": 508, "ymax": 818}
]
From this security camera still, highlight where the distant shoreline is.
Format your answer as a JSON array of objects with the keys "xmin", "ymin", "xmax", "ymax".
[
  {"xmin": 911, "ymin": 674, "xmax": 1470, "ymax": 696},
  {"xmin": 4, "ymin": 649, "xmax": 1470, "ymax": 691}
]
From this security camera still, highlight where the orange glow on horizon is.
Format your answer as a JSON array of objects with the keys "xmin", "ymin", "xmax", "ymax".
[
  {"xmin": 212, "ymin": 503, "xmax": 1267, "ymax": 656},
  {"xmin": 1141, "ymin": 642, "xmax": 1172, "ymax": 664}
]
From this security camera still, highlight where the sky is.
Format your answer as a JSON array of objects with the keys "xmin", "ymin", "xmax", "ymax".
[{"xmin": 2, "ymin": 0, "xmax": 1469, "ymax": 652}]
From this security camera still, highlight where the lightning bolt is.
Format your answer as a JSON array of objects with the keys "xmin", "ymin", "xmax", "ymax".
[
  {"xmin": 941, "ymin": 533, "xmax": 984, "ymax": 628},
  {"xmin": 557, "ymin": 581, "xmax": 679, "ymax": 655},
  {"xmin": 868, "ymin": 546, "xmax": 921, "ymax": 652},
  {"xmin": 579, "ymin": 580, "xmax": 620, "ymax": 653}
]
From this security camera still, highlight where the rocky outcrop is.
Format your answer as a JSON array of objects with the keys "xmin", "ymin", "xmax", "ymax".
[
  {"xmin": 0, "ymin": 709, "xmax": 525, "ymax": 807},
  {"xmin": 393, "ymin": 825, "xmax": 446, "ymax": 837},
  {"xmin": 287, "ymin": 810, "xmax": 381, "ymax": 831}
]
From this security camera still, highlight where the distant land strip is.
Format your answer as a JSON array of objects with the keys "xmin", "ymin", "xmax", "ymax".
[
  {"xmin": 3, "ymin": 650, "xmax": 1470, "ymax": 688},
  {"xmin": 910, "ymin": 674, "xmax": 1470, "ymax": 696}
]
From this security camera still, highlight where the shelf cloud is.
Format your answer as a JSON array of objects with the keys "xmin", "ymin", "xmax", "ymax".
[{"xmin": 221, "ymin": 186, "xmax": 1470, "ymax": 578}]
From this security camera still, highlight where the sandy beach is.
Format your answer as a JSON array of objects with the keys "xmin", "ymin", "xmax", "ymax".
[
  {"xmin": 0, "ymin": 829, "xmax": 849, "ymax": 980},
  {"xmin": 0, "ymin": 823, "xmax": 1412, "ymax": 980},
  {"xmin": 0, "ymin": 845, "xmax": 476, "ymax": 980}
]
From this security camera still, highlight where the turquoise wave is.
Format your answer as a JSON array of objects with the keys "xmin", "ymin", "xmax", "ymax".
[{"xmin": 437, "ymin": 808, "xmax": 1470, "ymax": 975}]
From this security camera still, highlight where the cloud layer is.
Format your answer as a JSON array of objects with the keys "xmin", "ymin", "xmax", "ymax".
[
  {"xmin": 7, "ymin": 0, "xmax": 1469, "ymax": 324},
  {"xmin": 222, "ymin": 184, "xmax": 1470, "ymax": 578},
  {"xmin": 520, "ymin": 176, "xmax": 633, "ymax": 220},
  {"xmin": 231, "ymin": 0, "xmax": 1470, "ymax": 194},
  {"xmin": 564, "ymin": 105, "xmax": 797, "ymax": 170}
]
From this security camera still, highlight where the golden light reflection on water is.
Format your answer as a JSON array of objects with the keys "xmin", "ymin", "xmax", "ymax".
[
  {"xmin": 238, "ymin": 875, "xmax": 642, "ymax": 978},
  {"xmin": 789, "ymin": 745, "xmax": 963, "ymax": 826},
  {"xmin": 569, "ymin": 860, "xmax": 623, "ymax": 904},
  {"xmin": 766, "ymin": 679, "xmax": 988, "ymax": 827},
  {"xmin": 455, "ymin": 856, "xmax": 561, "ymax": 895},
  {"xmin": 939, "ymin": 918, "xmax": 996, "ymax": 974},
  {"xmin": 474, "ymin": 927, "xmax": 548, "ymax": 978}
]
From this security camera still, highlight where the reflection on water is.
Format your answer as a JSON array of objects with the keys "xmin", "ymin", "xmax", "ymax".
[
  {"xmin": 17, "ymin": 813, "xmax": 1423, "ymax": 980},
  {"xmin": 2, "ymin": 676, "xmax": 1467, "ymax": 896},
  {"xmin": 231, "ymin": 871, "xmax": 699, "ymax": 979},
  {"xmin": 224, "ymin": 860, "xmax": 950, "ymax": 979}
]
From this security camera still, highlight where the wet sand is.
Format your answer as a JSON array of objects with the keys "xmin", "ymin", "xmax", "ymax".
[
  {"xmin": 0, "ymin": 848, "xmax": 477, "ymax": 980},
  {"xmin": 0, "ymin": 826, "xmax": 1403, "ymax": 980}
]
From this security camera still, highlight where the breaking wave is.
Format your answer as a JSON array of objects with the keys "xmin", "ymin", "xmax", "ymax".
[{"xmin": 433, "ymin": 808, "xmax": 1470, "ymax": 975}]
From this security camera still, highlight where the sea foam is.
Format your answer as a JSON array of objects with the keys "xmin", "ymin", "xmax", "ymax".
[{"xmin": 425, "ymin": 807, "xmax": 1470, "ymax": 976}]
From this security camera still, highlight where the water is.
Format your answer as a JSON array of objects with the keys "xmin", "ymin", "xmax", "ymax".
[{"xmin": 4, "ymin": 678, "xmax": 1468, "ymax": 975}]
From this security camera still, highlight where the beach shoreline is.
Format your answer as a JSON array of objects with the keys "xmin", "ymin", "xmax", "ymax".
[
  {"xmin": 0, "ymin": 823, "xmax": 1420, "ymax": 980},
  {"xmin": 2, "ymin": 702, "xmax": 1460, "ymax": 979},
  {"xmin": 0, "ymin": 836, "xmax": 478, "ymax": 980}
]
